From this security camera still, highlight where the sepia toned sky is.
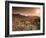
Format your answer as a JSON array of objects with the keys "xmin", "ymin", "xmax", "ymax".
[{"xmin": 12, "ymin": 7, "xmax": 41, "ymax": 17}]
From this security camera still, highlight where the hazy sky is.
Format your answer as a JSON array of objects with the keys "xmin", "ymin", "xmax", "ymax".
[{"xmin": 12, "ymin": 7, "xmax": 40, "ymax": 17}]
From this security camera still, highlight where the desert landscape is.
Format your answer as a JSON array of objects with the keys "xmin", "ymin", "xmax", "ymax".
[{"xmin": 12, "ymin": 7, "xmax": 40, "ymax": 31}]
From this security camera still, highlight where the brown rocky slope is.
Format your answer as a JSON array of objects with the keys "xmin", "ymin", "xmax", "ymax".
[{"xmin": 12, "ymin": 14, "xmax": 40, "ymax": 31}]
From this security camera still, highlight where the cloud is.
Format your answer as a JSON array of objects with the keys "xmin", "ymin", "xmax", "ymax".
[{"xmin": 12, "ymin": 7, "xmax": 40, "ymax": 17}]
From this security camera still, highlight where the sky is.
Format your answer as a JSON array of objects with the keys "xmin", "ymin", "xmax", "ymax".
[{"xmin": 12, "ymin": 7, "xmax": 41, "ymax": 17}]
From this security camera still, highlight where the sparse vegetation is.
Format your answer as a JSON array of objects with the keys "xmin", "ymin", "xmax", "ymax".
[{"xmin": 12, "ymin": 14, "xmax": 40, "ymax": 31}]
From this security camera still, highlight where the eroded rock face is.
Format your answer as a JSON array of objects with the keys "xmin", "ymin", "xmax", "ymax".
[{"xmin": 12, "ymin": 14, "xmax": 40, "ymax": 31}]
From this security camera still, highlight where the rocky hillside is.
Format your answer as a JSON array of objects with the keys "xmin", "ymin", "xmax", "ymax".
[{"xmin": 12, "ymin": 14, "xmax": 40, "ymax": 31}]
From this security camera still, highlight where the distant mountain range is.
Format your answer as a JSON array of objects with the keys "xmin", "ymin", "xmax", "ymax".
[
  {"xmin": 13, "ymin": 14, "xmax": 40, "ymax": 18},
  {"xmin": 12, "ymin": 14, "xmax": 40, "ymax": 21}
]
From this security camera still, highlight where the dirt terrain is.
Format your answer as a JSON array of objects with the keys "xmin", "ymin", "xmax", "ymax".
[{"xmin": 12, "ymin": 14, "xmax": 40, "ymax": 31}]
